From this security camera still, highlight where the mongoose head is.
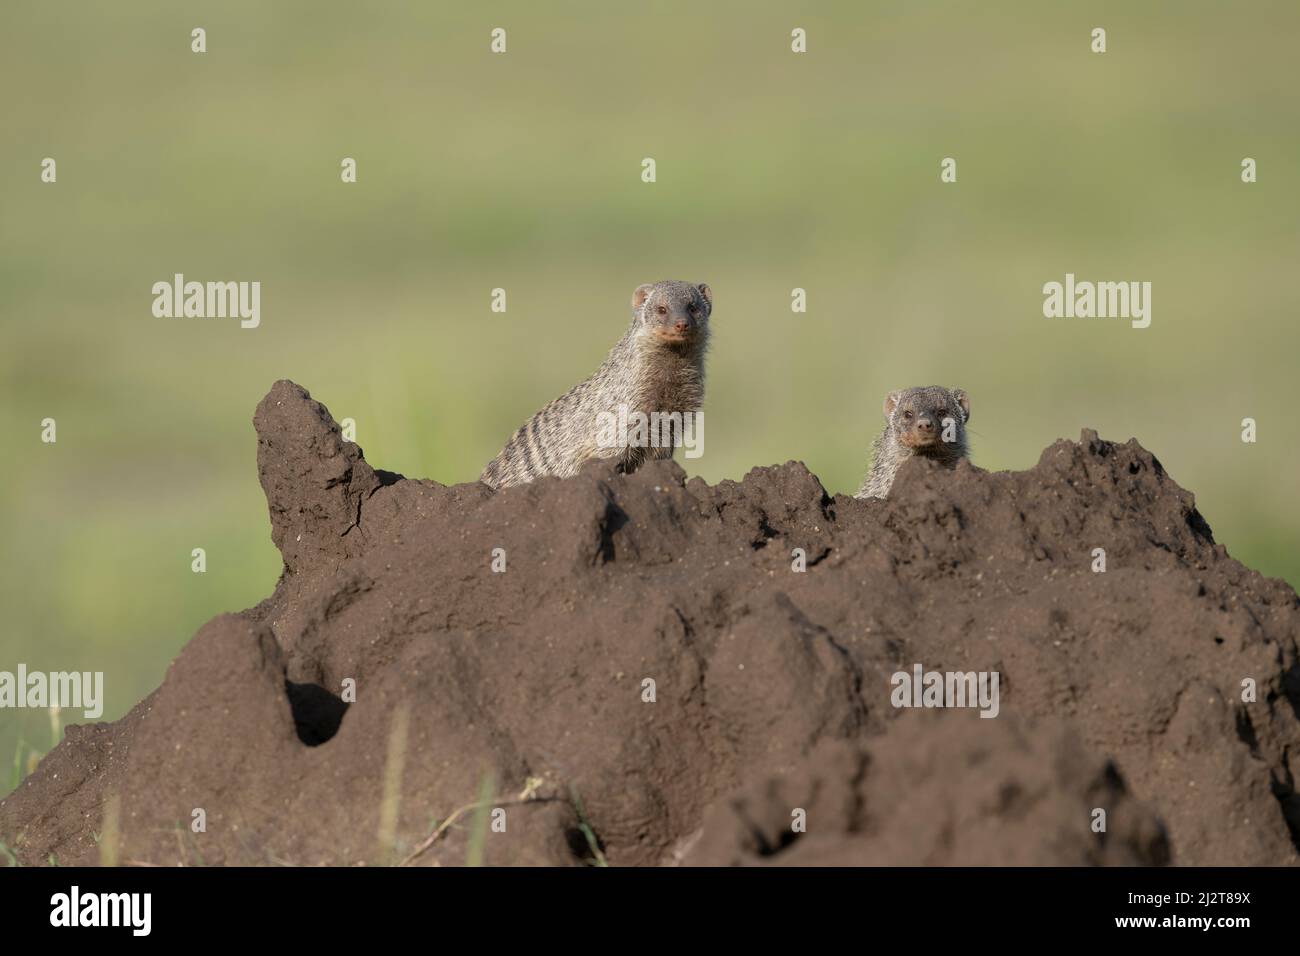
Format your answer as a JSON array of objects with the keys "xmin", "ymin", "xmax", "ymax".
[
  {"xmin": 884, "ymin": 386, "xmax": 970, "ymax": 458},
  {"xmin": 631, "ymin": 280, "xmax": 712, "ymax": 349}
]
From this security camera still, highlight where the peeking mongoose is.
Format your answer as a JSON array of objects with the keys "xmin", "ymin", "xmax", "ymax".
[
  {"xmin": 855, "ymin": 386, "xmax": 970, "ymax": 499},
  {"xmin": 480, "ymin": 280, "xmax": 713, "ymax": 489}
]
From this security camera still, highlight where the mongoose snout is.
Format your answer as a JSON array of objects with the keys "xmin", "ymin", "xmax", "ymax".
[
  {"xmin": 856, "ymin": 385, "xmax": 971, "ymax": 499},
  {"xmin": 897, "ymin": 409, "xmax": 944, "ymax": 449},
  {"xmin": 639, "ymin": 282, "xmax": 709, "ymax": 345}
]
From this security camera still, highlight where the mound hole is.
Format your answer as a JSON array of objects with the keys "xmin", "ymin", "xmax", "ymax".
[{"xmin": 286, "ymin": 680, "xmax": 349, "ymax": 745}]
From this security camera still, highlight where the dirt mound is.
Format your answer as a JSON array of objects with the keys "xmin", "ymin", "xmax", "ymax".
[{"xmin": 3, "ymin": 380, "xmax": 1297, "ymax": 866}]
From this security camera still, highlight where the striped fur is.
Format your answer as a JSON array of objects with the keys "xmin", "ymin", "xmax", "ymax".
[{"xmin": 481, "ymin": 281, "xmax": 712, "ymax": 489}]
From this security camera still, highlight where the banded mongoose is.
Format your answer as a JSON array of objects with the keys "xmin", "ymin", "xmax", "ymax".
[
  {"xmin": 480, "ymin": 280, "xmax": 713, "ymax": 489},
  {"xmin": 855, "ymin": 386, "xmax": 970, "ymax": 499}
]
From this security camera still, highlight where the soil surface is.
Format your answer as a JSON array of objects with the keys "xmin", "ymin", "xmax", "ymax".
[{"xmin": 3, "ymin": 380, "xmax": 1297, "ymax": 866}]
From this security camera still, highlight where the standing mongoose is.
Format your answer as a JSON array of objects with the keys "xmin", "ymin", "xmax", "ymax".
[
  {"xmin": 480, "ymin": 280, "xmax": 713, "ymax": 489},
  {"xmin": 855, "ymin": 386, "xmax": 970, "ymax": 499}
]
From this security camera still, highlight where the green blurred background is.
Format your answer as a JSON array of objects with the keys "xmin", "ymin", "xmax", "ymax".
[{"xmin": 2, "ymin": 1, "xmax": 1297, "ymax": 793}]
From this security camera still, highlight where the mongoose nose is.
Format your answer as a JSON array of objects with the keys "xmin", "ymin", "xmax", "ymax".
[
  {"xmin": 917, "ymin": 418, "xmax": 935, "ymax": 432},
  {"xmin": 674, "ymin": 319, "xmax": 689, "ymax": 332}
]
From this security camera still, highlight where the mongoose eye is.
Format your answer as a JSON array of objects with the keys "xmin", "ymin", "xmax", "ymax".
[
  {"xmin": 656, "ymin": 306, "xmax": 668, "ymax": 315},
  {"xmin": 902, "ymin": 411, "xmax": 913, "ymax": 420}
]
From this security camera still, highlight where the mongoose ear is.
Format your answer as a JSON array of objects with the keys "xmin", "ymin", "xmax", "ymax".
[
  {"xmin": 696, "ymin": 283, "xmax": 713, "ymax": 309},
  {"xmin": 631, "ymin": 284, "xmax": 654, "ymax": 315},
  {"xmin": 883, "ymin": 390, "xmax": 902, "ymax": 417},
  {"xmin": 952, "ymin": 388, "xmax": 970, "ymax": 422}
]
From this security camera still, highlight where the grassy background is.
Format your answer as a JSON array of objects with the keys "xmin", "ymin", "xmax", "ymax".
[{"xmin": 2, "ymin": 0, "xmax": 1298, "ymax": 792}]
